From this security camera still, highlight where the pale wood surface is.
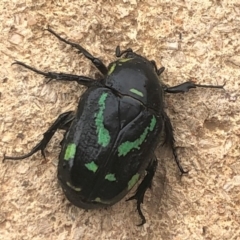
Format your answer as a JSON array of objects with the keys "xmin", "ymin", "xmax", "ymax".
[{"xmin": 1, "ymin": 1, "xmax": 239, "ymax": 239}]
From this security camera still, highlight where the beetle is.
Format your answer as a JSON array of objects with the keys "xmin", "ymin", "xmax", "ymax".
[{"xmin": 3, "ymin": 27, "xmax": 224, "ymax": 225}]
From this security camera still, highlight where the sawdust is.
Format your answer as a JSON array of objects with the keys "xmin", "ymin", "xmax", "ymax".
[{"xmin": 1, "ymin": 0, "xmax": 240, "ymax": 239}]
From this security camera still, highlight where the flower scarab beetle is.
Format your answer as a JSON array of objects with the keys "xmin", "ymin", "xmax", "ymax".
[{"xmin": 3, "ymin": 28, "xmax": 224, "ymax": 225}]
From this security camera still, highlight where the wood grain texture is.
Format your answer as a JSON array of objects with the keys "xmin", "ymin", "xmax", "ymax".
[{"xmin": 1, "ymin": 1, "xmax": 239, "ymax": 239}]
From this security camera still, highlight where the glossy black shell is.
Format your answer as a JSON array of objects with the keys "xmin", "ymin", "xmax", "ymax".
[{"xmin": 58, "ymin": 54, "xmax": 164, "ymax": 208}]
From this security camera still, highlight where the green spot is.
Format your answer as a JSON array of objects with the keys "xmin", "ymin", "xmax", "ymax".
[
  {"xmin": 118, "ymin": 58, "xmax": 133, "ymax": 63},
  {"xmin": 85, "ymin": 161, "xmax": 98, "ymax": 173},
  {"xmin": 64, "ymin": 143, "xmax": 76, "ymax": 161},
  {"xmin": 108, "ymin": 63, "xmax": 116, "ymax": 75},
  {"xmin": 128, "ymin": 173, "xmax": 140, "ymax": 190},
  {"xmin": 94, "ymin": 197, "xmax": 102, "ymax": 203},
  {"xmin": 105, "ymin": 173, "xmax": 116, "ymax": 181},
  {"xmin": 95, "ymin": 93, "xmax": 110, "ymax": 147},
  {"xmin": 94, "ymin": 197, "xmax": 111, "ymax": 204},
  {"xmin": 130, "ymin": 88, "xmax": 144, "ymax": 97},
  {"xmin": 118, "ymin": 115, "xmax": 157, "ymax": 157},
  {"xmin": 66, "ymin": 181, "xmax": 81, "ymax": 191},
  {"xmin": 149, "ymin": 115, "xmax": 157, "ymax": 131}
]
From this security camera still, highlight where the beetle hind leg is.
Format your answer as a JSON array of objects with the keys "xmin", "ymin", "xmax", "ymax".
[
  {"xmin": 3, "ymin": 111, "xmax": 74, "ymax": 162},
  {"xmin": 127, "ymin": 156, "xmax": 158, "ymax": 226}
]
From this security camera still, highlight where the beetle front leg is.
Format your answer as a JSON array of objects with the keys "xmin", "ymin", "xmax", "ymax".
[
  {"xmin": 127, "ymin": 156, "xmax": 158, "ymax": 226},
  {"xmin": 150, "ymin": 60, "xmax": 165, "ymax": 76},
  {"xmin": 47, "ymin": 27, "xmax": 108, "ymax": 75},
  {"xmin": 164, "ymin": 81, "xmax": 225, "ymax": 93},
  {"xmin": 3, "ymin": 111, "xmax": 74, "ymax": 161},
  {"xmin": 115, "ymin": 46, "xmax": 133, "ymax": 57}
]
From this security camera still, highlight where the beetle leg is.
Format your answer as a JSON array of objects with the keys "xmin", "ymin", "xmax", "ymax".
[
  {"xmin": 47, "ymin": 27, "xmax": 108, "ymax": 75},
  {"xmin": 115, "ymin": 46, "xmax": 133, "ymax": 57},
  {"xmin": 150, "ymin": 60, "xmax": 165, "ymax": 76},
  {"xmin": 163, "ymin": 113, "xmax": 188, "ymax": 175},
  {"xmin": 164, "ymin": 81, "xmax": 225, "ymax": 93},
  {"xmin": 126, "ymin": 156, "xmax": 158, "ymax": 226},
  {"xmin": 3, "ymin": 111, "xmax": 74, "ymax": 161},
  {"xmin": 12, "ymin": 61, "xmax": 98, "ymax": 87}
]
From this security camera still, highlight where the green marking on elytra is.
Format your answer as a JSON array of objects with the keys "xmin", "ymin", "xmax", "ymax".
[
  {"xmin": 94, "ymin": 197, "xmax": 111, "ymax": 204},
  {"xmin": 64, "ymin": 143, "xmax": 76, "ymax": 161},
  {"xmin": 149, "ymin": 115, "xmax": 157, "ymax": 131},
  {"xmin": 94, "ymin": 197, "xmax": 103, "ymax": 203},
  {"xmin": 66, "ymin": 181, "xmax": 81, "ymax": 192},
  {"xmin": 118, "ymin": 58, "xmax": 133, "ymax": 63},
  {"xmin": 118, "ymin": 115, "xmax": 157, "ymax": 157},
  {"xmin": 95, "ymin": 93, "xmax": 110, "ymax": 147},
  {"xmin": 108, "ymin": 63, "xmax": 117, "ymax": 75},
  {"xmin": 105, "ymin": 173, "xmax": 116, "ymax": 181},
  {"xmin": 85, "ymin": 161, "xmax": 98, "ymax": 173},
  {"xmin": 128, "ymin": 173, "xmax": 140, "ymax": 190},
  {"xmin": 130, "ymin": 88, "xmax": 144, "ymax": 97}
]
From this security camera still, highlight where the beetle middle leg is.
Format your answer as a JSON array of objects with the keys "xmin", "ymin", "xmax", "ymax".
[
  {"xmin": 163, "ymin": 113, "xmax": 188, "ymax": 175},
  {"xmin": 47, "ymin": 27, "xmax": 108, "ymax": 75},
  {"xmin": 3, "ymin": 111, "xmax": 74, "ymax": 161},
  {"xmin": 127, "ymin": 156, "xmax": 158, "ymax": 226},
  {"xmin": 13, "ymin": 61, "xmax": 98, "ymax": 87}
]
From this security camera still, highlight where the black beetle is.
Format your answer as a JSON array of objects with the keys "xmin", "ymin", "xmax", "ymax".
[{"xmin": 4, "ymin": 28, "xmax": 224, "ymax": 225}]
